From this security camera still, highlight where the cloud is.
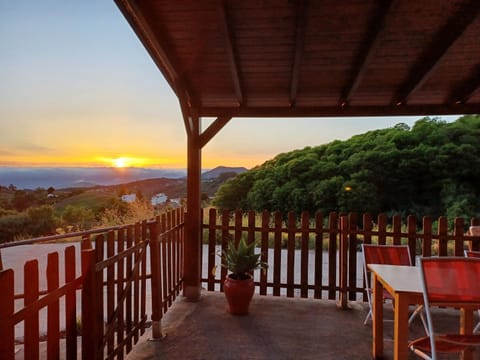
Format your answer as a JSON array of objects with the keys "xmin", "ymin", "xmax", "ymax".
[{"xmin": 9, "ymin": 143, "xmax": 57, "ymax": 155}]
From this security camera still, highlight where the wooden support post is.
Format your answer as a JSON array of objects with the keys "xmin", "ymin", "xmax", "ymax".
[{"xmin": 183, "ymin": 112, "xmax": 202, "ymax": 301}]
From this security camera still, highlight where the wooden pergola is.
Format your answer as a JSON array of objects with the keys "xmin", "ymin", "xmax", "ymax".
[{"xmin": 115, "ymin": 0, "xmax": 480, "ymax": 300}]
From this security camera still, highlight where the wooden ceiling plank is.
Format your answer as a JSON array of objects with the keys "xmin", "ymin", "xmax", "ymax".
[
  {"xmin": 217, "ymin": 0, "xmax": 244, "ymax": 105},
  {"xmin": 115, "ymin": 0, "xmax": 197, "ymax": 108},
  {"xmin": 341, "ymin": 0, "xmax": 398, "ymax": 106},
  {"xmin": 289, "ymin": 0, "xmax": 307, "ymax": 107},
  {"xmin": 199, "ymin": 116, "xmax": 232, "ymax": 148},
  {"xmin": 395, "ymin": 1, "xmax": 480, "ymax": 105}
]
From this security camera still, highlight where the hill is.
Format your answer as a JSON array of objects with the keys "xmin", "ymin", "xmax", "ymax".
[
  {"xmin": 111, "ymin": 166, "xmax": 248, "ymax": 198},
  {"xmin": 202, "ymin": 166, "xmax": 247, "ymax": 180},
  {"xmin": 213, "ymin": 115, "xmax": 480, "ymax": 222},
  {"xmin": 0, "ymin": 166, "xmax": 247, "ymax": 213}
]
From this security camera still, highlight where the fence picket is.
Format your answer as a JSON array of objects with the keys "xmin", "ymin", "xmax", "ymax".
[
  {"xmin": 273, "ymin": 212, "xmax": 282, "ymax": 296},
  {"xmin": 377, "ymin": 214, "xmax": 387, "ymax": 245},
  {"xmin": 286, "ymin": 212, "xmax": 296, "ymax": 298},
  {"xmin": 117, "ymin": 228, "xmax": 125, "ymax": 359},
  {"xmin": 24, "ymin": 260, "xmax": 40, "ymax": 360},
  {"xmin": 207, "ymin": 208, "xmax": 216, "ymax": 291},
  {"xmin": 94, "ymin": 234, "xmax": 105, "ymax": 356},
  {"xmin": 47, "ymin": 252, "xmax": 60, "ymax": 360},
  {"xmin": 453, "ymin": 218, "xmax": 465, "ymax": 256},
  {"xmin": 422, "ymin": 217, "xmax": 432, "ymax": 256},
  {"xmin": 260, "ymin": 211, "xmax": 269, "ymax": 295},
  {"xmin": 220, "ymin": 210, "xmax": 229, "ymax": 292},
  {"xmin": 160, "ymin": 215, "xmax": 168, "ymax": 314},
  {"xmin": 106, "ymin": 231, "xmax": 115, "ymax": 355},
  {"xmin": 407, "ymin": 216, "xmax": 417, "ymax": 264},
  {"xmin": 234, "ymin": 210, "xmax": 242, "ymax": 246},
  {"xmin": 0, "ymin": 269, "xmax": 15, "ymax": 359},
  {"xmin": 438, "ymin": 216, "xmax": 448, "ymax": 256},
  {"xmin": 348, "ymin": 213, "xmax": 358, "ymax": 301},
  {"xmin": 125, "ymin": 226, "xmax": 133, "ymax": 353},
  {"xmin": 300, "ymin": 212, "xmax": 309, "ymax": 298},
  {"xmin": 64, "ymin": 246, "xmax": 77, "ymax": 360},
  {"xmin": 166, "ymin": 213, "xmax": 173, "ymax": 307},
  {"xmin": 133, "ymin": 223, "xmax": 141, "ymax": 343},
  {"xmin": 327, "ymin": 212, "xmax": 337, "ymax": 300},
  {"xmin": 314, "ymin": 212, "xmax": 323, "ymax": 299},
  {"xmin": 391, "ymin": 214, "xmax": 401, "ymax": 245}
]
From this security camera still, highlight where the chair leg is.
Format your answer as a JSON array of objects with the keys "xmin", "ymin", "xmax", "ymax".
[
  {"xmin": 474, "ymin": 310, "xmax": 480, "ymax": 333},
  {"xmin": 364, "ymin": 309, "xmax": 372, "ymax": 325},
  {"xmin": 474, "ymin": 322, "xmax": 480, "ymax": 333},
  {"xmin": 408, "ymin": 305, "xmax": 429, "ymax": 335}
]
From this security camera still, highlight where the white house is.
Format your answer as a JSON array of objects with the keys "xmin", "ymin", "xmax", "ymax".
[{"xmin": 151, "ymin": 193, "xmax": 168, "ymax": 206}]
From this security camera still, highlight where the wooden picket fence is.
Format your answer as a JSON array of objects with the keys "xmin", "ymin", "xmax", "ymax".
[
  {"xmin": 0, "ymin": 208, "xmax": 184, "ymax": 360},
  {"xmin": 201, "ymin": 209, "xmax": 480, "ymax": 302}
]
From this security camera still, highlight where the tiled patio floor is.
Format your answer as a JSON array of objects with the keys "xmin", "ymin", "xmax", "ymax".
[{"xmin": 125, "ymin": 291, "xmax": 450, "ymax": 360}]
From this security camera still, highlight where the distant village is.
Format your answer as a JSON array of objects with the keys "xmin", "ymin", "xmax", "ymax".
[{"xmin": 120, "ymin": 192, "xmax": 182, "ymax": 208}]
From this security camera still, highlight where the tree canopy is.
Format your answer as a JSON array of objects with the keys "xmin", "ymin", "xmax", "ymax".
[{"xmin": 213, "ymin": 115, "xmax": 480, "ymax": 221}]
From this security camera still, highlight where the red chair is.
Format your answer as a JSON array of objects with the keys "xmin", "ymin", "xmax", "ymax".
[
  {"xmin": 362, "ymin": 244, "xmax": 427, "ymax": 331},
  {"xmin": 409, "ymin": 257, "xmax": 480, "ymax": 360},
  {"xmin": 465, "ymin": 250, "xmax": 480, "ymax": 333}
]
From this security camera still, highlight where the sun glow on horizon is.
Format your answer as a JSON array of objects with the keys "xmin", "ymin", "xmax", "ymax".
[{"xmin": 113, "ymin": 157, "xmax": 128, "ymax": 168}]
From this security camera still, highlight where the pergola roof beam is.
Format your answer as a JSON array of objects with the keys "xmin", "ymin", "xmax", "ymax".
[
  {"xmin": 115, "ymin": 0, "xmax": 197, "ymax": 107},
  {"xmin": 451, "ymin": 64, "xmax": 480, "ymax": 104},
  {"xmin": 199, "ymin": 116, "xmax": 232, "ymax": 148},
  {"xmin": 340, "ymin": 0, "xmax": 398, "ymax": 106},
  {"xmin": 218, "ymin": 0, "xmax": 244, "ymax": 106},
  {"xmin": 394, "ymin": 1, "xmax": 480, "ymax": 105},
  {"xmin": 289, "ymin": 0, "xmax": 307, "ymax": 107}
]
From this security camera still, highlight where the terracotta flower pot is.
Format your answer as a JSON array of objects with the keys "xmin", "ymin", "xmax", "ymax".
[{"xmin": 223, "ymin": 274, "xmax": 255, "ymax": 315}]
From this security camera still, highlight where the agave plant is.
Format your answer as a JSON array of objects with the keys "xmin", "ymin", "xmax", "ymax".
[{"xmin": 219, "ymin": 238, "xmax": 268, "ymax": 280}]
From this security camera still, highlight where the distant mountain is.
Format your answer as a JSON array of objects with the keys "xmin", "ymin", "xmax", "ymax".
[
  {"xmin": 0, "ymin": 166, "xmax": 247, "ymax": 191},
  {"xmin": 0, "ymin": 167, "xmax": 187, "ymax": 189},
  {"xmin": 201, "ymin": 166, "xmax": 248, "ymax": 180}
]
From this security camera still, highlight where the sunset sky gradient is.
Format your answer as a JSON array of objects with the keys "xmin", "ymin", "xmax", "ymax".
[{"xmin": 0, "ymin": 1, "xmax": 459, "ymax": 170}]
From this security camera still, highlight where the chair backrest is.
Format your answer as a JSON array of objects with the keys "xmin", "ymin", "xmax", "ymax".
[
  {"xmin": 362, "ymin": 244, "xmax": 412, "ymax": 267},
  {"xmin": 421, "ymin": 257, "xmax": 480, "ymax": 304},
  {"xmin": 419, "ymin": 257, "xmax": 480, "ymax": 358},
  {"xmin": 362, "ymin": 244, "xmax": 412, "ymax": 290}
]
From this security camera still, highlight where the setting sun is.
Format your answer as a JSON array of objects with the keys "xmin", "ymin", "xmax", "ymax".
[{"xmin": 113, "ymin": 157, "xmax": 129, "ymax": 168}]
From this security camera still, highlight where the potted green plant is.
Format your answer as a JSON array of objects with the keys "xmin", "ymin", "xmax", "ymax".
[{"xmin": 218, "ymin": 238, "xmax": 268, "ymax": 315}]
